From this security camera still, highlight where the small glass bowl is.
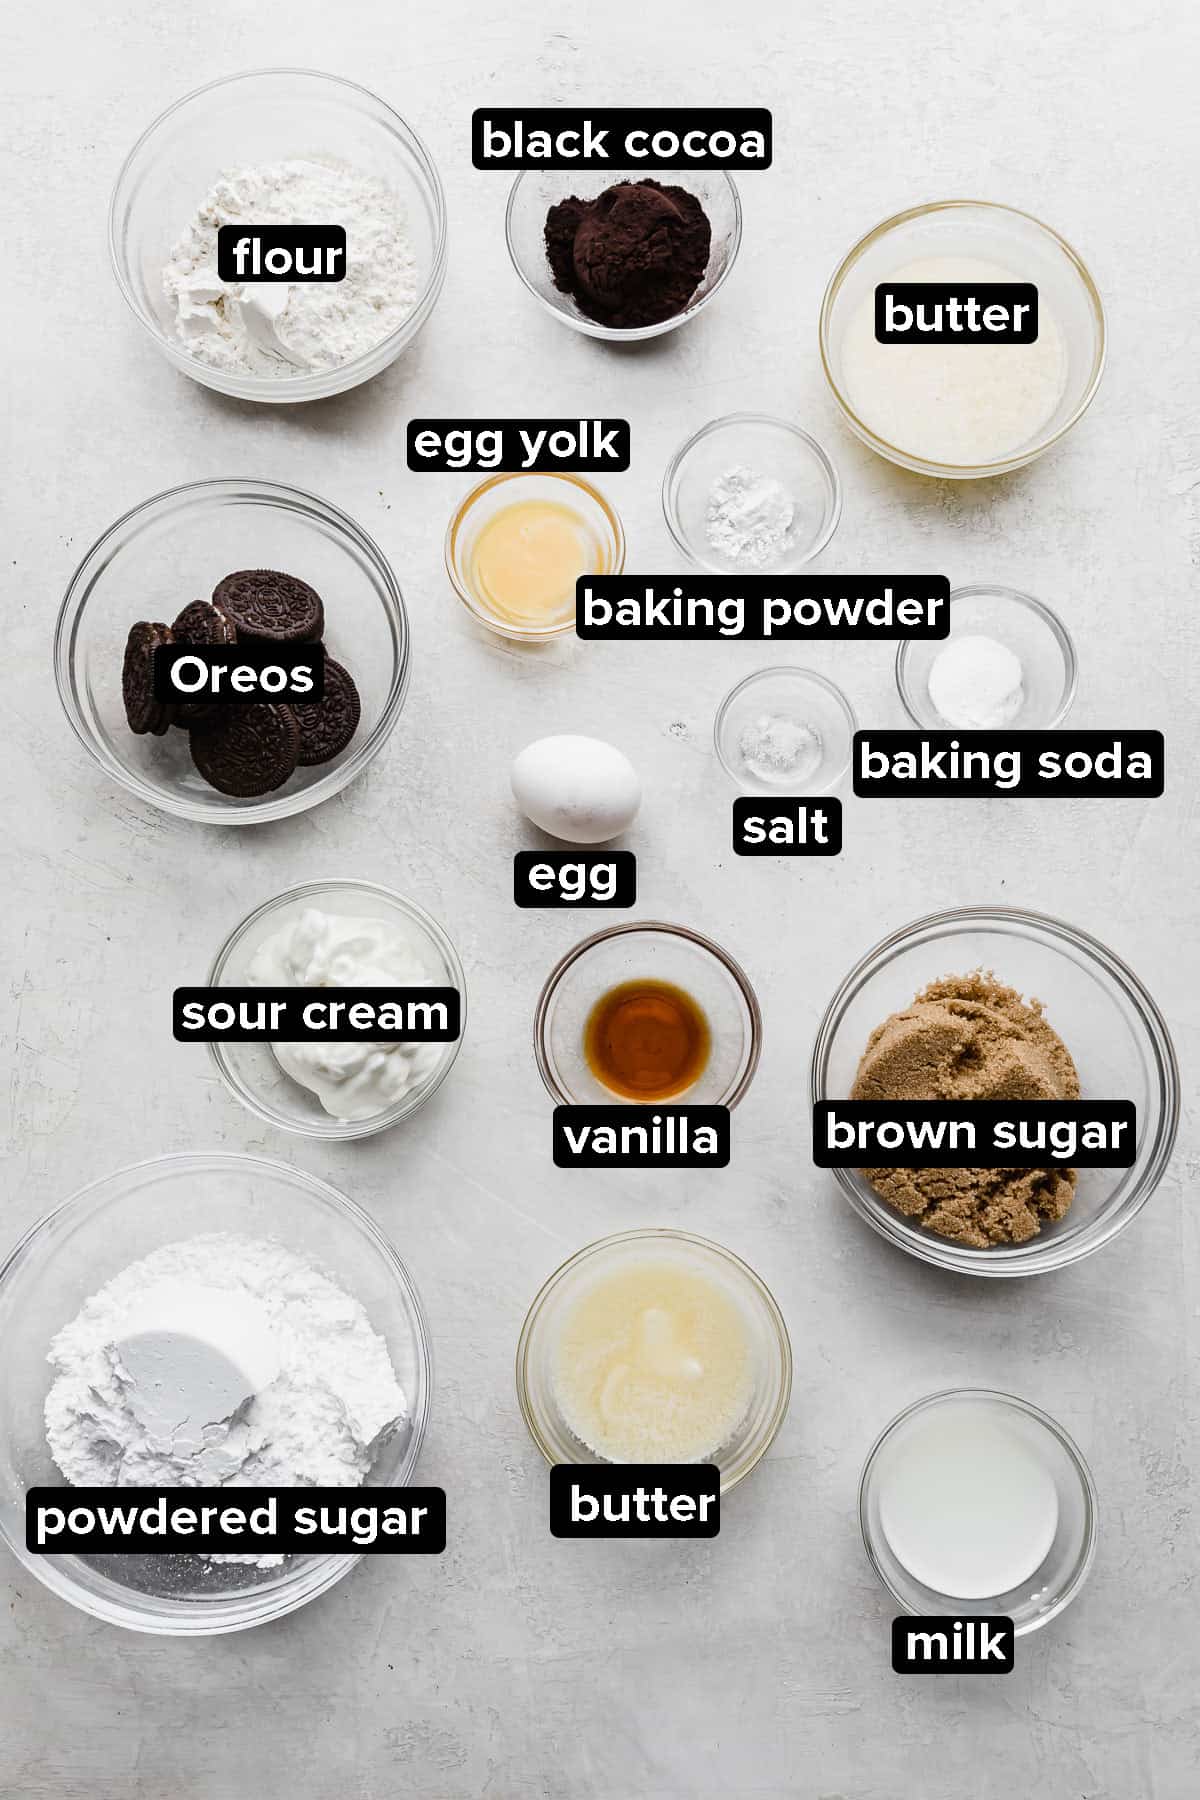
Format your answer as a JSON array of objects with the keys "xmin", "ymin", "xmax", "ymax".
[
  {"xmin": 897, "ymin": 586, "xmax": 1077, "ymax": 729},
  {"xmin": 516, "ymin": 1229, "xmax": 791, "ymax": 1493},
  {"xmin": 110, "ymin": 68, "xmax": 447, "ymax": 403},
  {"xmin": 505, "ymin": 168, "xmax": 741, "ymax": 341},
  {"xmin": 444, "ymin": 470, "xmax": 625, "ymax": 642},
  {"xmin": 206, "ymin": 879, "xmax": 467, "ymax": 1140},
  {"xmin": 811, "ymin": 906, "xmax": 1179, "ymax": 1277},
  {"xmin": 663, "ymin": 414, "xmax": 842, "ymax": 572},
  {"xmin": 54, "ymin": 478, "xmax": 410, "ymax": 826},
  {"xmin": 860, "ymin": 1389, "xmax": 1097, "ymax": 1636},
  {"xmin": 820, "ymin": 200, "xmax": 1106, "ymax": 478},
  {"xmin": 0, "ymin": 1152, "xmax": 431, "ymax": 1635},
  {"xmin": 534, "ymin": 921, "xmax": 761, "ymax": 1108},
  {"xmin": 714, "ymin": 667, "xmax": 857, "ymax": 794}
]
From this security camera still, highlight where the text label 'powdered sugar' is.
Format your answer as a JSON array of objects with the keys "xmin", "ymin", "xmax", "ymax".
[
  {"xmin": 28, "ymin": 1488, "xmax": 446, "ymax": 1555},
  {"xmin": 577, "ymin": 578, "xmax": 949, "ymax": 640}
]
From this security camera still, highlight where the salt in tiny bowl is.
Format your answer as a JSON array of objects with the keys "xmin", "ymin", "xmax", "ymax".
[
  {"xmin": 663, "ymin": 414, "xmax": 842, "ymax": 572},
  {"xmin": 896, "ymin": 585, "xmax": 1077, "ymax": 730},
  {"xmin": 715, "ymin": 667, "xmax": 857, "ymax": 795}
]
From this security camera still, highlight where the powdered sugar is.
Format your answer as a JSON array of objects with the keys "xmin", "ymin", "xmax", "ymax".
[{"xmin": 163, "ymin": 159, "xmax": 419, "ymax": 377}]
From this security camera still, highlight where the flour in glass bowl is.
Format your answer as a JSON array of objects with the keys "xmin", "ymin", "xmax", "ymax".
[{"xmin": 163, "ymin": 159, "xmax": 419, "ymax": 377}]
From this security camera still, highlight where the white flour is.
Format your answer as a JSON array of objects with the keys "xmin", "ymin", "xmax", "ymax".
[
  {"xmin": 163, "ymin": 159, "xmax": 419, "ymax": 376},
  {"xmin": 45, "ymin": 1234, "xmax": 406, "ymax": 1563}
]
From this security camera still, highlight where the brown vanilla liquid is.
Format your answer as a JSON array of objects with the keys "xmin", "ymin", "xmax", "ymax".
[{"xmin": 584, "ymin": 980, "xmax": 711, "ymax": 1101}]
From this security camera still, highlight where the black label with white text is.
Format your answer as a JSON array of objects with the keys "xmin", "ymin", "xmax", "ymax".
[
  {"xmin": 577, "ymin": 577, "xmax": 949, "ymax": 641},
  {"xmin": 408, "ymin": 418, "xmax": 629, "ymax": 472},
  {"xmin": 876, "ymin": 283, "xmax": 1038, "ymax": 344},
  {"xmin": 216, "ymin": 225, "xmax": 346, "ymax": 282},
  {"xmin": 27, "ymin": 1487, "xmax": 444, "ymax": 1555},
  {"xmin": 174, "ymin": 986, "xmax": 462, "ymax": 1043},
  {"xmin": 514, "ymin": 851, "xmax": 636, "ymax": 908},
  {"xmin": 892, "ymin": 1617, "xmax": 1015, "ymax": 1673},
  {"xmin": 473, "ymin": 108, "xmax": 771, "ymax": 169},
  {"xmin": 854, "ymin": 731, "xmax": 1164, "ymax": 798},
  {"xmin": 553, "ymin": 1105, "xmax": 730, "ymax": 1168},
  {"xmin": 733, "ymin": 797, "xmax": 842, "ymax": 856},
  {"xmin": 153, "ymin": 642, "xmax": 324, "ymax": 705},
  {"xmin": 813, "ymin": 1100, "xmax": 1136, "ymax": 1168},
  {"xmin": 550, "ymin": 1466, "xmax": 720, "ymax": 1538}
]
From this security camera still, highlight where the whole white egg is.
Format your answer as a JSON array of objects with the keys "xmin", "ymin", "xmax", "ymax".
[{"xmin": 510, "ymin": 735, "xmax": 641, "ymax": 844}]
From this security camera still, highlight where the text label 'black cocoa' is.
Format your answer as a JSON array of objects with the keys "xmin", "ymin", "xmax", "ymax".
[{"xmin": 473, "ymin": 109, "xmax": 771, "ymax": 170}]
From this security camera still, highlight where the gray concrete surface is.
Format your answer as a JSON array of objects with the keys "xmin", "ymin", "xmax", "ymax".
[{"xmin": 3, "ymin": 0, "xmax": 1198, "ymax": 1795}]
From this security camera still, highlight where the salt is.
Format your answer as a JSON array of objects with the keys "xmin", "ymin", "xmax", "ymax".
[{"xmin": 738, "ymin": 712, "xmax": 823, "ymax": 785}]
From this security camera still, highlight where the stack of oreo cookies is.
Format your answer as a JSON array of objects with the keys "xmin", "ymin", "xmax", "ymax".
[{"xmin": 121, "ymin": 570, "xmax": 362, "ymax": 798}]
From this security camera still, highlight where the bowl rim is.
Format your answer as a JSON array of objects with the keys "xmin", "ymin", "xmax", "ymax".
[
  {"xmin": 809, "ymin": 904, "xmax": 1180, "ymax": 1277},
  {"xmin": 532, "ymin": 918, "xmax": 763, "ymax": 1108},
  {"xmin": 661, "ymin": 411, "xmax": 844, "ymax": 572},
  {"xmin": 0, "ymin": 1149, "xmax": 432, "ymax": 1635},
  {"xmin": 504, "ymin": 167, "xmax": 743, "ymax": 341},
  {"xmin": 108, "ymin": 65, "xmax": 449, "ymax": 403},
  {"xmin": 514, "ymin": 1226, "xmax": 793, "ymax": 1493},
  {"xmin": 818, "ymin": 198, "xmax": 1107, "ymax": 477},
  {"xmin": 444, "ymin": 468, "xmax": 626, "ymax": 642},
  {"xmin": 206, "ymin": 877, "xmax": 468, "ymax": 1138},
  {"xmin": 53, "ymin": 475, "xmax": 411, "ymax": 825},
  {"xmin": 895, "ymin": 583, "xmax": 1079, "ymax": 729},
  {"xmin": 713, "ymin": 664, "xmax": 858, "ymax": 793},
  {"xmin": 858, "ymin": 1386, "xmax": 1098, "ymax": 1635}
]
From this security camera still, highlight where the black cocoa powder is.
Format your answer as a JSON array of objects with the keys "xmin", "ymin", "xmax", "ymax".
[{"xmin": 544, "ymin": 179, "xmax": 712, "ymax": 329}]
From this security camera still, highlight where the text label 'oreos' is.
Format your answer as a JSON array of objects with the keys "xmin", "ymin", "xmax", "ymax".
[{"xmin": 153, "ymin": 642, "xmax": 325, "ymax": 705}]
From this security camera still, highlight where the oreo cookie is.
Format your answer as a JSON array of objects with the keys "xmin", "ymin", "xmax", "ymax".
[
  {"xmin": 293, "ymin": 657, "xmax": 362, "ymax": 766},
  {"xmin": 190, "ymin": 704, "xmax": 300, "ymax": 797},
  {"xmin": 122, "ymin": 622, "xmax": 175, "ymax": 735},
  {"xmin": 213, "ymin": 570, "xmax": 324, "ymax": 645},
  {"xmin": 171, "ymin": 600, "xmax": 238, "ymax": 728}
]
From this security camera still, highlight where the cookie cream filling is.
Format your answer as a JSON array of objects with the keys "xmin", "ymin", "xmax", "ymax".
[{"xmin": 247, "ymin": 907, "xmax": 444, "ymax": 1120}]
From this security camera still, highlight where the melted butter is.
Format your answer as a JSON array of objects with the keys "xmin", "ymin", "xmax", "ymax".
[{"xmin": 469, "ymin": 498, "xmax": 603, "ymax": 630}]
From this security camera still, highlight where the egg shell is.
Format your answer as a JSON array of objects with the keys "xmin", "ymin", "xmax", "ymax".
[{"xmin": 510, "ymin": 735, "xmax": 641, "ymax": 844}]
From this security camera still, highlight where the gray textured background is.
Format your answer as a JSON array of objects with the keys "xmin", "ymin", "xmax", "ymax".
[{"xmin": 4, "ymin": 1, "xmax": 1198, "ymax": 1795}]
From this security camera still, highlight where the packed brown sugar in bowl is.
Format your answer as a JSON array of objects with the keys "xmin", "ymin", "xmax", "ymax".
[{"xmin": 850, "ymin": 971, "xmax": 1080, "ymax": 1247}]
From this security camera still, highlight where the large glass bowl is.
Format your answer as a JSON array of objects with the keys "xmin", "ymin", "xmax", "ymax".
[
  {"xmin": 0, "ymin": 1153, "xmax": 431, "ymax": 1634},
  {"xmin": 54, "ymin": 478, "xmax": 410, "ymax": 825},
  {"xmin": 110, "ymin": 68, "xmax": 447, "ymax": 402},
  {"xmin": 810, "ymin": 907, "xmax": 1178, "ymax": 1275}
]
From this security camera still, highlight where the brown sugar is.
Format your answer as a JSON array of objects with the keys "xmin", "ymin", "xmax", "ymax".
[{"xmin": 850, "ymin": 970, "xmax": 1080, "ymax": 1248}]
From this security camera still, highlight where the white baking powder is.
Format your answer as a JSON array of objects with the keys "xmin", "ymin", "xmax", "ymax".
[
  {"xmin": 45, "ymin": 1234, "xmax": 406, "ymax": 1563},
  {"xmin": 706, "ymin": 465, "xmax": 797, "ymax": 566},
  {"xmin": 163, "ymin": 159, "xmax": 419, "ymax": 377}
]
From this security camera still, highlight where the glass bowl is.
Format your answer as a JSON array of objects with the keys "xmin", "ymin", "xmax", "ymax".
[
  {"xmin": 820, "ymin": 200, "xmax": 1106, "ymax": 477},
  {"xmin": 505, "ymin": 168, "xmax": 741, "ymax": 341},
  {"xmin": 860, "ymin": 1389, "xmax": 1097, "ymax": 1636},
  {"xmin": 811, "ymin": 907, "xmax": 1179, "ymax": 1276},
  {"xmin": 445, "ymin": 470, "xmax": 625, "ymax": 642},
  {"xmin": 897, "ymin": 586, "xmax": 1077, "ymax": 729},
  {"xmin": 714, "ymin": 667, "xmax": 856, "ymax": 794},
  {"xmin": 110, "ymin": 68, "xmax": 447, "ymax": 403},
  {"xmin": 516, "ymin": 1229, "xmax": 791, "ymax": 1493},
  {"xmin": 55, "ymin": 478, "xmax": 410, "ymax": 825},
  {"xmin": 0, "ymin": 1152, "xmax": 431, "ymax": 1635},
  {"xmin": 534, "ymin": 921, "xmax": 761, "ymax": 1107},
  {"xmin": 206, "ymin": 879, "xmax": 467, "ymax": 1139},
  {"xmin": 663, "ymin": 414, "xmax": 842, "ymax": 572}
]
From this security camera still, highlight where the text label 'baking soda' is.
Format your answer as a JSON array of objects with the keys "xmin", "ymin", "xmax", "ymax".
[
  {"xmin": 173, "ymin": 987, "xmax": 462, "ymax": 1043},
  {"xmin": 733, "ymin": 798, "xmax": 842, "ymax": 856},
  {"xmin": 514, "ymin": 851, "xmax": 636, "ymax": 908},
  {"xmin": 215, "ymin": 226, "xmax": 346, "ymax": 283},
  {"xmin": 153, "ymin": 643, "xmax": 324, "ymax": 705},
  {"xmin": 875, "ymin": 283, "xmax": 1038, "ymax": 344},
  {"xmin": 892, "ymin": 1617, "xmax": 1015, "ymax": 1674},
  {"xmin": 549, "ymin": 1466, "xmax": 720, "ymax": 1539},
  {"xmin": 854, "ymin": 731, "xmax": 1164, "ymax": 798},
  {"xmin": 553, "ymin": 1106, "xmax": 730, "ymax": 1168},
  {"xmin": 408, "ymin": 418, "xmax": 630, "ymax": 473},
  {"xmin": 577, "ymin": 578, "xmax": 949, "ymax": 641},
  {"xmin": 473, "ymin": 109, "xmax": 771, "ymax": 170},
  {"xmin": 27, "ymin": 1487, "xmax": 445, "ymax": 1556},
  {"xmin": 813, "ymin": 1101, "xmax": 1136, "ymax": 1168}
]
